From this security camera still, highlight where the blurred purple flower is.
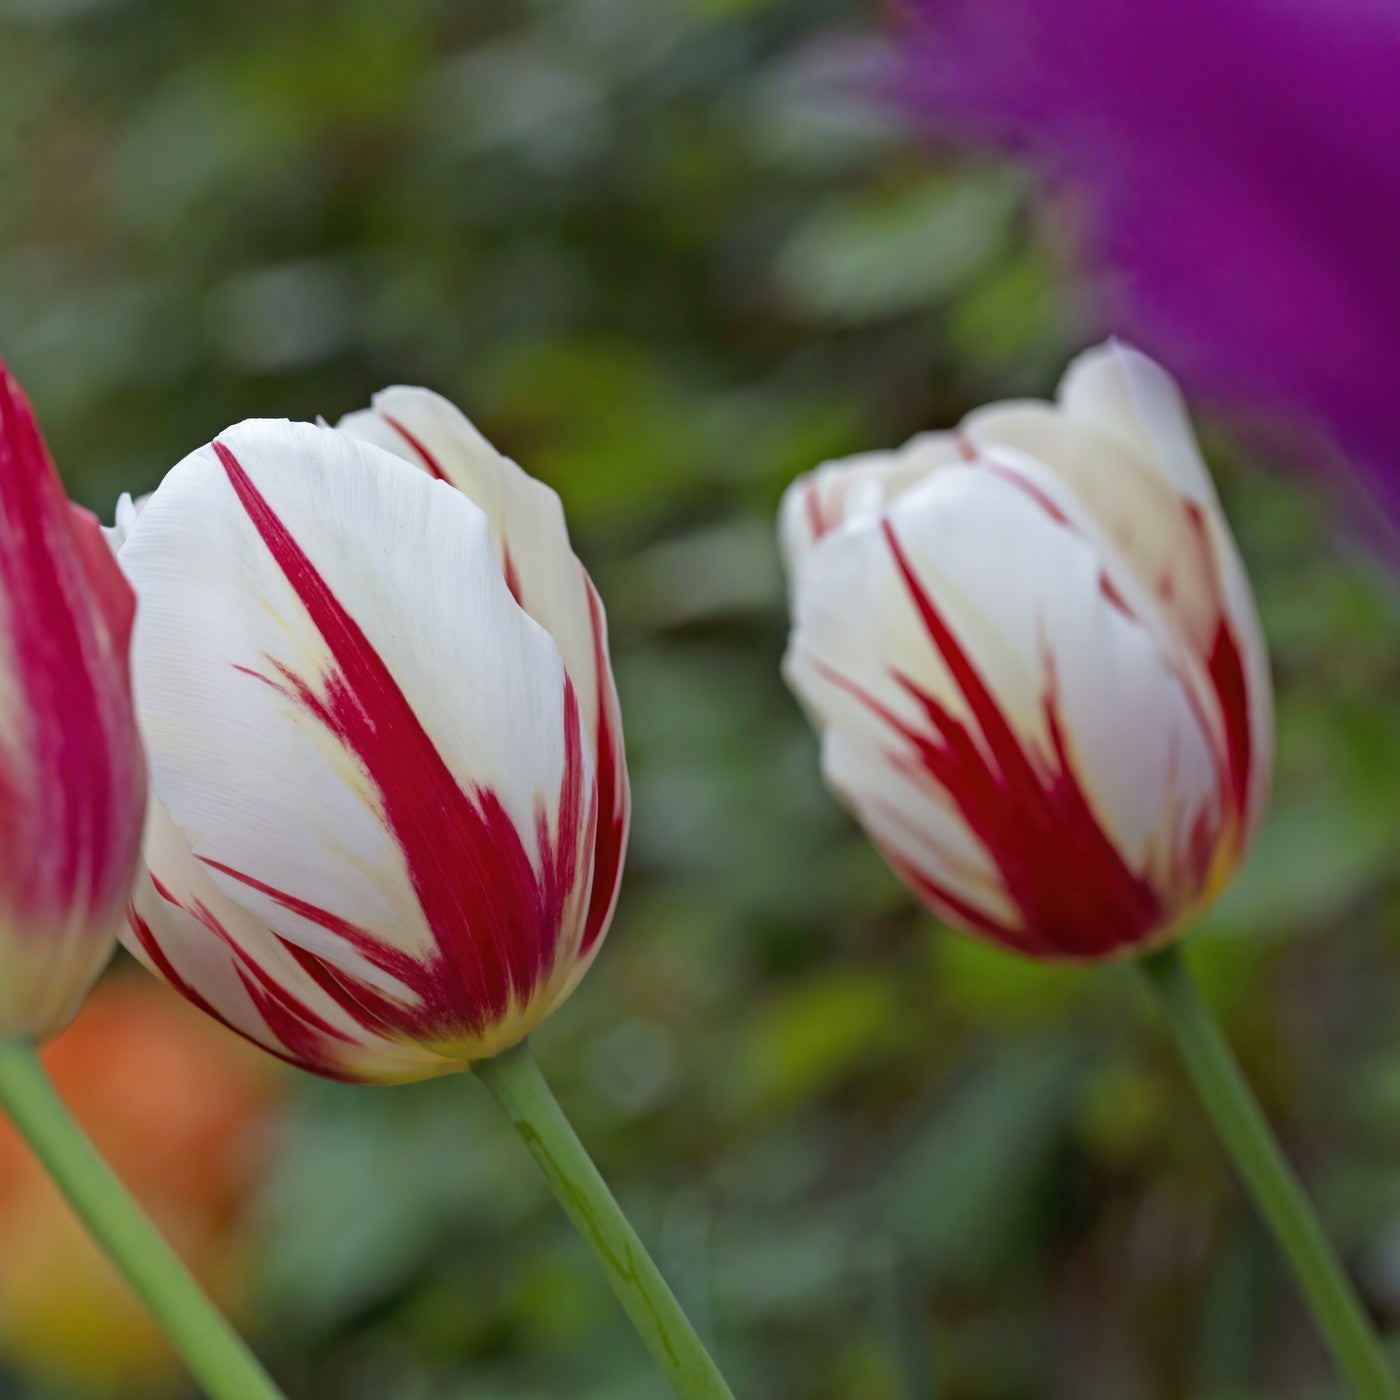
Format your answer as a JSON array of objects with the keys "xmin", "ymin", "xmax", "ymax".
[{"xmin": 893, "ymin": 0, "xmax": 1400, "ymax": 524}]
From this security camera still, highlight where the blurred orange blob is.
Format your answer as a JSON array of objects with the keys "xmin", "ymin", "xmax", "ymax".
[{"xmin": 0, "ymin": 970, "xmax": 282, "ymax": 1392}]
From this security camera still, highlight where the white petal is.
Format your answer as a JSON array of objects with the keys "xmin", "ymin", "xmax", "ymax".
[
  {"xmin": 120, "ymin": 419, "xmax": 597, "ymax": 1055},
  {"xmin": 1057, "ymin": 340, "xmax": 1217, "ymax": 504},
  {"xmin": 962, "ymin": 399, "xmax": 1223, "ymax": 660},
  {"xmin": 975, "ymin": 344, "xmax": 1272, "ymax": 844},
  {"xmin": 778, "ymin": 432, "xmax": 961, "ymax": 585},
  {"xmin": 102, "ymin": 491, "xmax": 150, "ymax": 554},
  {"xmin": 337, "ymin": 387, "xmax": 628, "ymax": 954}
]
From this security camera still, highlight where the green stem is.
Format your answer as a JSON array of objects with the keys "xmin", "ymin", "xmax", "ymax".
[
  {"xmin": 474, "ymin": 1040, "xmax": 734, "ymax": 1399},
  {"xmin": 1138, "ymin": 946, "xmax": 1397, "ymax": 1398},
  {"xmin": 0, "ymin": 1037, "xmax": 286, "ymax": 1400}
]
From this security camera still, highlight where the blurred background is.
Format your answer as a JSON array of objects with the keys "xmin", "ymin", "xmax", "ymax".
[{"xmin": 2, "ymin": 1, "xmax": 1399, "ymax": 1397}]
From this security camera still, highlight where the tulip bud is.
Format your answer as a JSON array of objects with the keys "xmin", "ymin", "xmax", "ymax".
[
  {"xmin": 0, "ymin": 363, "xmax": 146, "ymax": 1037},
  {"xmin": 780, "ymin": 342, "xmax": 1271, "ymax": 960},
  {"xmin": 116, "ymin": 392, "xmax": 628, "ymax": 1082}
]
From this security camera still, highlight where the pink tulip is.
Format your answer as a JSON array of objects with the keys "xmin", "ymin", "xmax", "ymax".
[{"xmin": 0, "ymin": 362, "xmax": 145, "ymax": 1038}]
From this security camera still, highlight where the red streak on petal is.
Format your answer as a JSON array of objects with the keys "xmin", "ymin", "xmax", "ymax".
[
  {"xmin": 127, "ymin": 900, "xmax": 227, "ymax": 1028},
  {"xmin": 978, "ymin": 459, "xmax": 1072, "ymax": 526},
  {"xmin": 149, "ymin": 874, "xmax": 183, "ymax": 908},
  {"xmin": 874, "ymin": 519, "xmax": 1166, "ymax": 958},
  {"xmin": 1208, "ymin": 619, "xmax": 1253, "ymax": 826},
  {"xmin": 579, "ymin": 578, "xmax": 626, "ymax": 953},
  {"xmin": 212, "ymin": 440, "xmax": 589, "ymax": 1038},
  {"xmin": 896, "ymin": 858, "xmax": 1015, "ymax": 942},
  {"xmin": 1097, "ymin": 570, "xmax": 1135, "ymax": 619},
  {"xmin": 1182, "ymin": 500, "xmax": 1255, "ymax": 834},
  {"xmin": 539, "ymin": 677, "xmax": 589, "ymax": 942},
  {"xmin": 381, "ymin": 413, "xmax": 448, "ymax": 481},
  {"xmin": 231, "ymin": 663, "xmax": 277, "ymax": 688},
  {"xmin": 378, "ymin": 413, "xmax": 526, "ymax": 610}
]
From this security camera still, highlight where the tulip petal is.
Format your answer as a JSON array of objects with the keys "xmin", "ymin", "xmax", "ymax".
[
  {"xmin": 963, "ymin": 395, "xmax": 1224, "ymax": 659},
  {"xmin": 778, "ymin": 433, "xmax": 962, "ymax": 582},
  {"xmin": 337, "ymin": 388, "xmax": 627, "ymax": 958},
  {"xmin": 786, "ymin": 460, "xmax": 1222, "ymax": 958},
  {"xmin": 101, "ymin": 491, "xmax": 149, "ymax": 554},
  {"xmin": 1057, "ymin": 344, "xmax": 1273, "ymax": 834},
  {"xmin": 1058, "ymin": 341, "xmax": 1217, "ymax": 504},
  {"xmin": 119, "ymin": 420, "xmax": 598, "ymax": 1062},
  {"xmin": 962, "ymin": 352, "xmax": 1273, "ymax": 846}
]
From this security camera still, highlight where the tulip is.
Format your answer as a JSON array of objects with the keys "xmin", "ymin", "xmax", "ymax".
[
  {"xmin": 0, "ymin": 362, "xmax": 145, "ymax": 1040},
  {"xmin": 111, "ymin": 393, "xmax": 732, "ymax": 1399},
  {"xmin": 115, "ymin": 389, "xmax": 629, "ymax": 1083},
  {"xmin": 780, "ymin": 340, "xmax": 1271, "ymax": 960}
]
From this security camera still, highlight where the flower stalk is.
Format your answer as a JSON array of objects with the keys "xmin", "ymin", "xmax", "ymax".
[
  {"xmin": 1139, "ymin": 946, "xmax": 1397, "ymax": 1399},
  {"xmin": 0, "ymin": 1037, "xmax": 287, "ymax": 1400},
  {"xmin": 474, "ymin": 1040, "xmax": 734, "ymax": 1399}
]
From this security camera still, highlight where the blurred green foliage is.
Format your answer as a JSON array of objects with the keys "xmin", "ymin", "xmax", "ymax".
[{"xmin": 2, "ymin": 1, "xmax": 1399, "ymax": 1398}]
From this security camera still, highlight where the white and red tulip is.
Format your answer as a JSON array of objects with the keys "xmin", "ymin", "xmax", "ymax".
[
  {"xmin": 780, "ymin": 342, "xmax": 1271, "ymax": 960},
  {"xmin": 116, "ymin": 391, "xmax": 628, "ymax": 1082},
  {"xmin": 0, "ymin": 362, "xmax": 145, "ymax": 1038}
]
